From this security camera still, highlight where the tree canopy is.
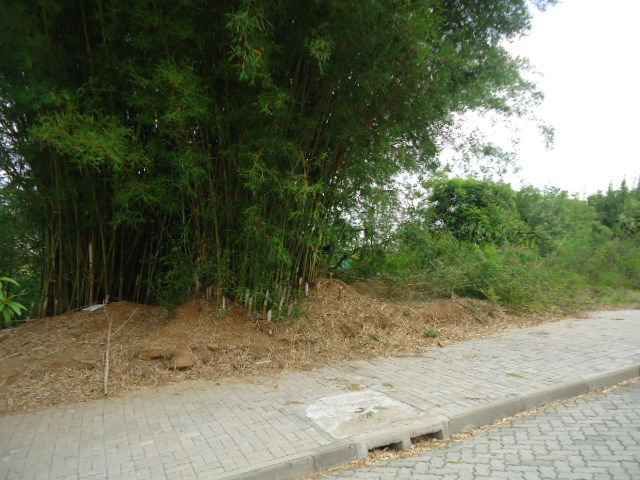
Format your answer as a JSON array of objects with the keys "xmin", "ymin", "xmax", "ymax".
[
  {"xmin": 0, "ymin": 0, "xmax": 553, "ymax": 315},
  {"xmin": 427, "ymin": 178, "xmax": 526, "ymax": 244}
]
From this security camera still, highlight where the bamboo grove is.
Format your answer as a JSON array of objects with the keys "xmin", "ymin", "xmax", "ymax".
[{"xmin": 0, "ymin": 0, "xmax": 552, "ymax": 316}]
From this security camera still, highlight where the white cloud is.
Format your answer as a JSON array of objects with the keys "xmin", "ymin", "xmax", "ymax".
[{"xmin": 466, "ymin": 0, "xmax": 640, "ymax": 195}]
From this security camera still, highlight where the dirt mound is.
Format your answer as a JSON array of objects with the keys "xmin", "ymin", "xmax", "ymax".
[
  {"xmin": 0, "ymin": 279, "xmax": 548, "ymax": 415},
  {"xmin": 308, "ymin": 279, "xmax": 509, "ymax": 347}
]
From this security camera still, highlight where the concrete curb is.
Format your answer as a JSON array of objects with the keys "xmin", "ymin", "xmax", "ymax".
[
  {"xmin": 221, "ymin": 364, "xmax": 640, "ymax": 480},
  {"xmin": 448, "ymin": 365, "xmax": 640, "ymax": 434},
  {"xmin": 352, "ymin": 415, "xmax": 448, "ymax": 458},
  {"xmin": 221, "ymin": 442, "xmax": 362, "ymax": 480}
]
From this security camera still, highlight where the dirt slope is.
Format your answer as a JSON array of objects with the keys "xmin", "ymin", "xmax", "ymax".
[{"xmin": 0, "ymin": 279, "xmax": 552, "ymax": 415}]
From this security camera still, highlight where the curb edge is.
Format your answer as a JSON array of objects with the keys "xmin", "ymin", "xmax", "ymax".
[
  {"xmin": 447, "ymin": 364, "xmax": 640, "ymax": 435},
  {"xmin": 221, "ymin": 364, "xmax": 640, "ymax": 480}
]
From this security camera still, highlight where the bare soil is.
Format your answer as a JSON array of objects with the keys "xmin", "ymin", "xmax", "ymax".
[{"xmin": 0, "ymin": 279, "xmax": 565, "ymax": 415}]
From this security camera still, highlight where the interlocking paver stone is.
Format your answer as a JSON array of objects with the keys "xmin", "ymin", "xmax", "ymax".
[
  {"xmin": 327, "ymin": 380, "xmax": 640, "ymax": 480},
  {"xmin": 1, "ymin": 310, "xmax": 639, "ymax": 480}
]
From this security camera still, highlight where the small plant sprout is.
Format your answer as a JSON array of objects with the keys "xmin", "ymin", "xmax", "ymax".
[{"xmin": 423, "ymin": 327, "xmax": 440, "ymax": 339}]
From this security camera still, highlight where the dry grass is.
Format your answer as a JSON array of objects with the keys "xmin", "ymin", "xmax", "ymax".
[{"xmin": 0, "ymin": 279, "xmax": 560, "ymax": 415}]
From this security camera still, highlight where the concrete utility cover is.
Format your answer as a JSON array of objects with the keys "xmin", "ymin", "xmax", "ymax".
[{"xmin": 306, "ymin": 390, "xmax": 420, "ymax": 438}]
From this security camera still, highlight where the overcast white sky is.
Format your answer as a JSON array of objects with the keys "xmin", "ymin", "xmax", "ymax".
[{"xmin": 492, "ymin": 0, "xmax": 640, "ymax": 195}]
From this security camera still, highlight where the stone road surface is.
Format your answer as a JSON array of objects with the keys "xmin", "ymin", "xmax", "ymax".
[
  {"xmin": 326, "ymin": 380, "xmax": 640, "ymax": 480},
  {"xmin": 1, "ymin": 310, "xmax": 639, "ymax": 480}
]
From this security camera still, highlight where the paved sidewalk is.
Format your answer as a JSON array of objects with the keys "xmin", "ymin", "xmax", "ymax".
[
  {"xmin": 1, "ymin": 310, "xmax": 639, "ymax": 480},
  {"xmin": 327, "ymin": 379, "xmax": 640, "ymax": 480}
]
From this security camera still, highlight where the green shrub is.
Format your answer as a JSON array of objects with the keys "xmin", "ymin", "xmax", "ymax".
[
  {"xmin": 154, "ymin": 248, "xmax": 196, "ymax": 308},
  {"xmin": 0, "ymin": 277, "xmax": 27, "ymax": 328},
  {"xmin": 352, "ymin": 229, "xmax": 626, "ymax": 312},
  {"xmin": 423, "ymin": 327, "xmax": 440, "ymax": 338},
  {"xmin": 428, "ymin": 178, "xmax": 527, "ymax": 245},
  {"xmin": 346, "ymin": 180, "xmax": 640, "ymax": 313}
]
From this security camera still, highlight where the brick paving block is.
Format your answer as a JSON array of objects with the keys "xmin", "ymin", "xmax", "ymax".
[{"xmin": 1, "ymin": 310, "xmax": 639, "ymax": 479}]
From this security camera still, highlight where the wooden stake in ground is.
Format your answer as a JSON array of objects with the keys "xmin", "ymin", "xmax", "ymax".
[
  {"xmin": 102, "ymin": 308, "xmax": 138, "ymax": 396},
  {"xmin": 103, "ymin": 310, "xmax": 113, "ymax": 396}
]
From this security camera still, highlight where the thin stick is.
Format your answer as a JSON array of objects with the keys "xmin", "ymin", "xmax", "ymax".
[
  {"xmin": 113, "ymin": 308, "xmax": 138, "ymax": 338},
  {"xmin": 0, "ymin": 352, "xmax": 20, "ymax": 362},
  {"xmin": 103, "ymin": 311, "xmax": 113, "ymax": 396}
]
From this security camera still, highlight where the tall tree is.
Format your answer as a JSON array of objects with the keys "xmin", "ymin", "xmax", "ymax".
[{"xmin": 0, "ymin": 0, "xmax": 552, "ymax": 315}]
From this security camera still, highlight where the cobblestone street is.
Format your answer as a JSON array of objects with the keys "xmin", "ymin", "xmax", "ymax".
[{"xmin": 327, "ymin": 381, "xmax": 640, "ymax": 480}]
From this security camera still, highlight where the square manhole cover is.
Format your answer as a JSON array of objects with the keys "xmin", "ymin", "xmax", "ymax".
[{"xmin": 306, "ymin": 390, "xmax": 420, "ymax": 439}]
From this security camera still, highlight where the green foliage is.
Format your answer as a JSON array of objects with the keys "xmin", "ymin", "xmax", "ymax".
[
  {"xmin": 589, "ymin": 180, "xmax": 640, "ymax": 238},
  {"xmin": 428, "ymin": 179, "xmax": 527, "ymax": 245},
  {"xmin": 349, "ymin": 179, "xmax": 640, "ymax": 312},
  {"xmin": 31, "ymin": 111, "xmax": 143, "ymax": 172},
  {"xmin": 1, "ymin": 0, "xmax": 549, "ymax": 315},
  {"xmin": 0, "ymin": 187, "xmax": 40, "ymax": 317},
  {"xmin": 154, "ymin": 247, "xmax": 198, "ymax": 308},
  {"xmin": 372, "ymin": 230, "xmax": 570, "ymax": 310},
  {"xmin": 515, "ymin": 186, "xmax": 599, "ymax": 254},
  {"xmin": 423, "ymin": 327, "xmax": 440, "ymax": 338},
  {"xmin": 0, "ymin": 277, "xmax": 27, "ymax": 327}
]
